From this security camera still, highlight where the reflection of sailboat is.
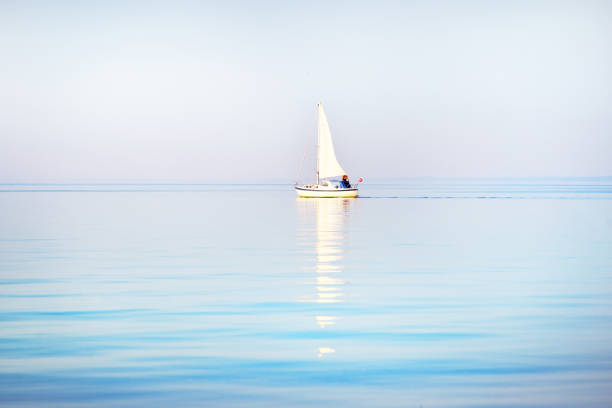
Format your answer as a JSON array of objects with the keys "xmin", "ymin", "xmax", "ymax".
[
  {"xmin": 295, "ymin": 102, "xmax": 360, "ymax": 198},
  {"xmin": 296, "ymin": 198, "xmax": 353, "ymax": 358},
  {"xmin": 313, "ymin": 198, "xmax": 351, "ymax": 305}
]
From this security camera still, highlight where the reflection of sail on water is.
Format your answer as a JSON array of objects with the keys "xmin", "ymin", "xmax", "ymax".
[{"xmin": 296, "ymin": 198, "xmax": 353, "ymax": 357}]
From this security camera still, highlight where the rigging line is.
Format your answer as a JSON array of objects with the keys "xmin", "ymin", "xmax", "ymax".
[
  {"xmin": 296, "ymin": 104, "xmax": 317, "ymax": 184},
  {"xmin": 296, "ymin": 138, "xmax": 309, "ymax": 184}
]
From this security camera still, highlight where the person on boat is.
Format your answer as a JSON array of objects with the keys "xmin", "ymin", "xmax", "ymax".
[{"xmin": 341, "ymin": 175, "xmax": 351, "ymax": 189}]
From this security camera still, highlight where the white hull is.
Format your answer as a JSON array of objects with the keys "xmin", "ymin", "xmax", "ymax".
[{"xmin": 295, "ymin": 185, "xmax": 358, "ymax": 198}]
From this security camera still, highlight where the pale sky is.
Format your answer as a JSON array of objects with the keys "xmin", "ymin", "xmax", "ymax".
[{"xmin": 1, "ymin": 0, "xmax": 611, "ymax": 183}]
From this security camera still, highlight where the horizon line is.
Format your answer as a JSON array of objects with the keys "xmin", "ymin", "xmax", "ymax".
[{"xmin": 1, "ymin": 175, "xmax": 612, "ymax": 186}]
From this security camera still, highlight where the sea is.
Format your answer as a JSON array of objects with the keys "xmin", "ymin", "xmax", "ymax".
[{"xmin": 1, "ymin": 179, "xmax": 611, "ymax": 407}]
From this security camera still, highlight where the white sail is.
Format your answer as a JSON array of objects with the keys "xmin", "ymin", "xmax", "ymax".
[{"xmin": 317, "ymin": 102, "xmax": 347, "ymax": 180}]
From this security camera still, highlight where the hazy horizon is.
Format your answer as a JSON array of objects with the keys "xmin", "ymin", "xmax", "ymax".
[
  {"xmin": 2, "ymin": 176, "xmax": 612, "ymax": 186},
  {"xmin": 2, "ymin": 1, "xmax": 611, "ymax": 183}
]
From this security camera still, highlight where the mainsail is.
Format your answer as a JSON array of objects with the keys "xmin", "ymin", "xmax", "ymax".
[{"xmin": 317, "ymin": 102, "xmax": 347, "ymax": 180}]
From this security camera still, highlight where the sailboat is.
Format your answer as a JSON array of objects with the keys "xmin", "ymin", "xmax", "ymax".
[{"xmin": 295, "ymin": 102, "xmax": 360, "ymax": 198}]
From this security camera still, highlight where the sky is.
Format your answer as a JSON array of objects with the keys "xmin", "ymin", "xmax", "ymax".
[{"xmin": 1, "ymin": 0, "xmax": 611, "ymax": 183}]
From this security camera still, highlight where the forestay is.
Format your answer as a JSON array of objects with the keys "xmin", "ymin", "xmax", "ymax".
[{"xmin": 317, "ymin": 102, "xmax": 347, "ymax": 180}]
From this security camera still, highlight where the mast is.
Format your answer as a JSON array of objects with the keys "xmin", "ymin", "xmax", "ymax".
[{"xmin": 316, "ymin": 102, "xmax": 320, "ymax": 185}]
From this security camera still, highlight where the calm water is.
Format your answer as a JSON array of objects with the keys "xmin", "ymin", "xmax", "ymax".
[{"xmin": 1, "ymin": 181, "xmax": 611, "ymax": 407}]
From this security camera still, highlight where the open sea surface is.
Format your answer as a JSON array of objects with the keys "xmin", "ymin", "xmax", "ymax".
[{"xmin": 1, "ymin": 180, "xmax": 611, "ymax": 407}]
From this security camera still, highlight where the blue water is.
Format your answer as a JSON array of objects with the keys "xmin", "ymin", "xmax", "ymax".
[{"xmin": 1, "ymin": 180, "xmax": 611, "ymax": 407}]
